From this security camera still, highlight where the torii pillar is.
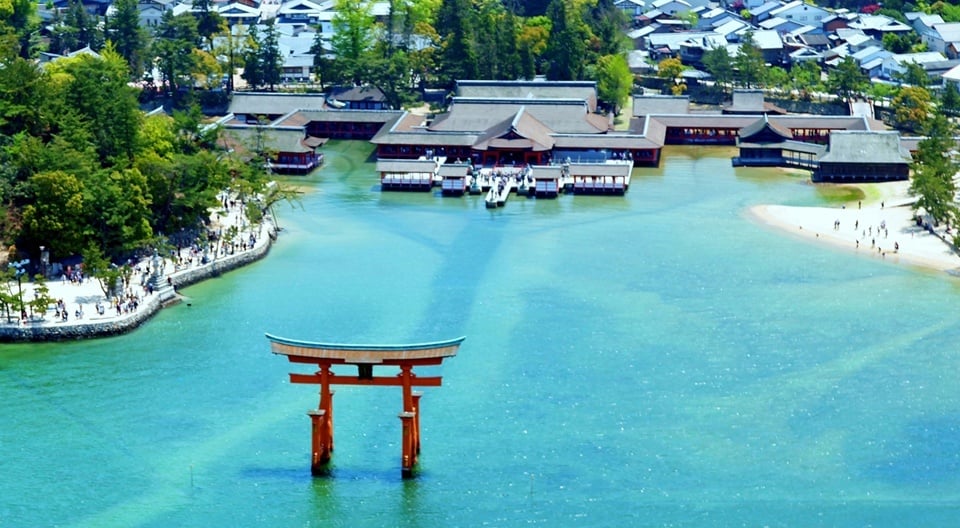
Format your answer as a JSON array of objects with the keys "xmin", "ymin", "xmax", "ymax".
[{"xmin": 266, "ymin": 334, "xmax": 464, "ymax": 478}]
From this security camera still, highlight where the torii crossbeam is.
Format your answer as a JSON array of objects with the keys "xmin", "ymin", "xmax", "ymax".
[{"xmin": 266, "ymin": 333, "xmax": 464, "ymax": 478}]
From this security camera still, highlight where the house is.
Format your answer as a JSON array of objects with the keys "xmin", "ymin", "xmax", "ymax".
[
  {"xmin": 906, "ymin": 12, "xmax": 944, "ymax": 38},
  {"xmin": 327, "ymin": 86, "xmax": 389, "ymax": 110},
  {"xmin": 136, "ymin": 0, "xmax": 176, "ymax": 29},
  {"xmin": 814, "ymin": 131, "xmax": 910, "ymax": 182},
  {"xmin": 679, "ymin": 34, "xmax": 728, "ymax": 67},
  {"xmin": 748, "ymin": 0, "xmax": 781, "ymax": 22},
  {"xmin": 228, "ymin": 92, "xmax": 326, "ymax": 123},
  {"xmin": 849, "ymin": 45, "xmax": 891, "ymax": 77},
  {"xmin": 615, "ymin": 0, "xmax": 646, "ymax": 20},
  {"xmin": 924, "ymin": 23, "xmax": 960, "ymax": 58},
  {"xmin": 649, "ymin": 0, "xmax": 693, "ymax": 16},
  {"xmin": 219, "ymin": 2, "xmax": 261, "ymax": 25},
  {"xmin": 742, "ymin": 29, "xmax": 785, "ymax": 65},
  {"xmin": 768, "ymin": 0, "xmax": 831, "ymax": 27},
  {"xmin": 644, "ymin": 31, "xmax": 717, "ymax": 59},
  {"xmin": 848, "ymin": 14, "xmax": 914, "ymax": 40},
  {"xmin": 221, "ymin": 124, "xmax": 325, "ymax": 174},
  {"xmin": 276, "ymin": 0, "xmax": 326, "ymax": 25},
  {"xmin": 723, "ymin": 89, "xmax": 786, "ymax": 114},
  {"xmin": 732, "ymin": 115, "xmax": 825, "ymax": 168},
  {"xmin": 882, "ymin": 51, "xmax": 949, "ymax": 81}
]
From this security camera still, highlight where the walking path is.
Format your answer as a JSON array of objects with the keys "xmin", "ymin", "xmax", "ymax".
[{"xmin": 0, "ymin": 200, "xmax": 277, "ymax": 341}]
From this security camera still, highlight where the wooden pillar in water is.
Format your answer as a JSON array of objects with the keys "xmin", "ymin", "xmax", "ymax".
[
  {"xmin": 308, "ymin": 364, "xmax": 334, "ymax": 475},
  {"xmin": 399, "ymin": 365, "xmax": 416, "ymax": 478},
  {"xmin": 412, "ymin": 391, "xmax": 422, "ymax": 454}
]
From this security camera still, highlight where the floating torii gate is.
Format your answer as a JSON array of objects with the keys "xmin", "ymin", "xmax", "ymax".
[{"xmin": 266, "ymin": 333, "xmax": 465, "ymax": 478}]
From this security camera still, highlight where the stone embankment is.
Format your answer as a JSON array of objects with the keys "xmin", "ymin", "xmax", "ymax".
[{"xmin": 0, "ymin": 221, "xmax": 277, "ymax": 342}]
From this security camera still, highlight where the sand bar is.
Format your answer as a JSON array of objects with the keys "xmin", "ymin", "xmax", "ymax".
[{"xmin": 749, "ymin": 181, "xmax": 960, "ymax": 274}]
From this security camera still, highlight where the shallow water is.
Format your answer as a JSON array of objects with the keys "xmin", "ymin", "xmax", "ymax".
[{"xmin": 2, "ymin": 143, "xmax": 959, "ymax": 527}]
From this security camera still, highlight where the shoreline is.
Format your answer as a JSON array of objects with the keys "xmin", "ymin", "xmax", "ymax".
[
  {"xmin": 749, "ymin": 181, "xmax": 960, "ymax": 275},
  {"xmin": 0, "ymin": 218, "xmax": 278, "ymax": 343}
]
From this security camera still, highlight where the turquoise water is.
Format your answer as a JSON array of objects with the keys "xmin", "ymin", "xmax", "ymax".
[{"xmin": 3, "ymin": 142, "xmax": 960, "ymax": 527}]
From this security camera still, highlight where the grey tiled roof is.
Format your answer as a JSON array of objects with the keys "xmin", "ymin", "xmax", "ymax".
[
  {"xmin": 818, "ymin": 131, "xmax": 911, "ymax": 164},
  {"xmin": 567, "ymin": 163, "xmax": 633, "ymax": 177},
  {"xmin": 632, "ymin": 95, "xmax": 690, "ymax": 117},
  {"xmin": 228, "ymin": 93, "xmax": 325, "ymax": 116},
  {"xmin": 221, "ymin": 125, "xmax": 313, "ymax": 153},
  {"xmin": 375, "ymin": 159, "xmax": 438, "ymax": 173},
  {"xmin": 430, "ymin": 99, "xmax": 607, "ymax": 135},
  {"xmin": 455, "ymin": 80, "xmax": 599, "ymax": 111}
]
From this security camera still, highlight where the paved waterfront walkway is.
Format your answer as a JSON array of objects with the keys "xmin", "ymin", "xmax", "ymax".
[{"xmin": 2, "ymin": 201, "xmax": 276, "ymax": 335}]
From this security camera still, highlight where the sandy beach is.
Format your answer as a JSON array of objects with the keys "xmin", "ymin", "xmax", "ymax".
[{"xmin": 749, "ymin": 180, "xmax": 960, "ymax": 274}]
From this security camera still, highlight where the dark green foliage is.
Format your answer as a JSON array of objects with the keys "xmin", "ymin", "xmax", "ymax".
[
  {"xmin": 0, "ymin": 51, "xmax": 266, "ymax": 269},
  {"xmin": 941, "ymin": 81, "xmax": 960, "ymax": 114},
  {"xmin": 826, "ymin": 56, "xmax": 868, "ymax": 101},
  {"xmin": 703, "ymin": 46, "xmax": 734, "ymax": 90},
  {"xmin": 545, "ymin": 0, "xmax": 586, "ymax": 80},
  {"xmin": 910, "ymin": 114, "xmax": 959, "ymax": 228},
  {"xmin": 106, "ymin": 0, "xmax": 147, "ymax": 76},
  {"xmin": 734, "ymin": 31, "xmax": 765, "ymax": 88},
  {"xmin": 153, "ymin": 11, "xmax": 201, "ymax": 103},
  {"xmin": 242, "ymin": 21, "xmax": 283, "ymax": 91}
]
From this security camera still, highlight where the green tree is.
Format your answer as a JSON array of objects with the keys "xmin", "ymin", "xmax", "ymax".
[
  {"xmin": 0, "ymin": 0, "xmax": 38, "ymax": 57},
  {"xmin": 28, "ymin": 275, "xmax": 54, "ymax": 320},
  {"xmin": 81, "ymin": 243, "xmax": 127, "ymax": 297},
  {"xmin": 544, "ymin": 0, "xmax": 585, "ymax": 80},
  {"xmin": 764, "ymin": 66, "xmax": 789, "ymax": 90},
  {"xmin": 193, "ymin": 0, "xmax": 224, "ymax": 50},
  {"xmin": 0, "ymin": 57, "xmax": 47, "ymax": 136},
  {"xmin": 892, "ymin": 85, "xmax": 932, "ymax": 132},
  {"xmin": 49, "ymin": 49, "xmax": 141, "ymax": 164},
  {"xmin": 587, "ymin": 0, "xmax": 627, "ymax": 57},
  {"xmin": 594, "ymin": 53, "xmax": 632, "ymax": 115},
  {"xmin": 897, "ymin": 61, "xmax": 929, "ymax": 88},
  {"xmin": 883, "ymin": 32, "xmax": 916, "ymax": 54},
  {"xmin": 941, "ymin": 81, "xmax": 960, "ymax": 114},
  {"xmin": 330, "ymin": 0, "xmax": 377, "ymax": 85},
  {"xmin": 21, "ymin": 171, "xmax": 87, "ymax": 258},
  {"xmin": 106, "ymin": 0, "xmax": 147, "ymax": 77},
  {"xmin": 153, "ymin": 12, "xmax": 200, "ymax": 96},
  {"xmin": 242, "ymin": 21, "xmax": 282, "ymax": 90},
  {"xmin": 826, "ymin": 56, "xmax": 868, "ymax": 102},
  {"xmin": 657, "ymin": 56, "xmax": 684, "ymax": 94},
  {"xmin": 910, "ymin": 113, "xmax": 959, "ymax": 228},
  {"xmin": 734, "ymin": 31, "xmax": 766, "ymax": 88},
  {"xmin": 703, "ymin": 45, "xmax": 733, "ymax": 92},
  {"xmin": 85, "ymin": 168, "xmax": 154, "ymax": 257},
  {"xmin": 790, "ymin": 60, "xmax": 822, "ymax": 100},
  {"xmin": 436, "ymin": 0, "xmax": 478, "ymax": 84}
]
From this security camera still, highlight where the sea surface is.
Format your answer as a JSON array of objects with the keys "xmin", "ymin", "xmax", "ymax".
[{"xmin": 2, "ymin": 143, "xmax": 959, "ymax": 527}]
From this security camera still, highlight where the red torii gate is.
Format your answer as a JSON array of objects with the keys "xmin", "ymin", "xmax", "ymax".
[{"xmin": 266, "ymin": 333, "xmax": 464, "ymax": 478}]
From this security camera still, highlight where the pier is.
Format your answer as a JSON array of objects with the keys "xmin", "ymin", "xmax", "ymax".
[{"xmin": 378, "ymin": 158, "xmax": 633, "ymax": 209}]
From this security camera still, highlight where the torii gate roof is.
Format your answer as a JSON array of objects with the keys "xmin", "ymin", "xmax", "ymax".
[{"xmin": 265, "ymin": 333, "xmax": 465, "ymax": 364}]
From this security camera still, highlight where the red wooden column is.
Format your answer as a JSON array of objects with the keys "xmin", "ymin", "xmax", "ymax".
[
  {"xmin": 412, "ymin": 391, "xmax": 423, "ymax": 454},
  {"xmin": 308, "ymin": 363, "xmax": 335, "ymax": 475},
  {"xmin": 399, "ymin": 365, "xmax": 416, "ymax": 477}
]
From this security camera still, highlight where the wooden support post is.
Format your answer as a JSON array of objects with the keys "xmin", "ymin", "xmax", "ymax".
[
  {"xmin": 399, "ymin": 411, "xmax": 416, "ymax": 479},
  {"xmin": 319, "ymin": 365, "xmax": 334, "ymax": 454},
  {"xmin": 307, "ymin": 409, "xmax": 329, "ymax": 475},
  {"xmin": 399, "ymin": 365, "xmax": 417, "ymax": 478},
  {"xmin": 412, "ymin": 391, "xmax": 422, "ymax": 454}
]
